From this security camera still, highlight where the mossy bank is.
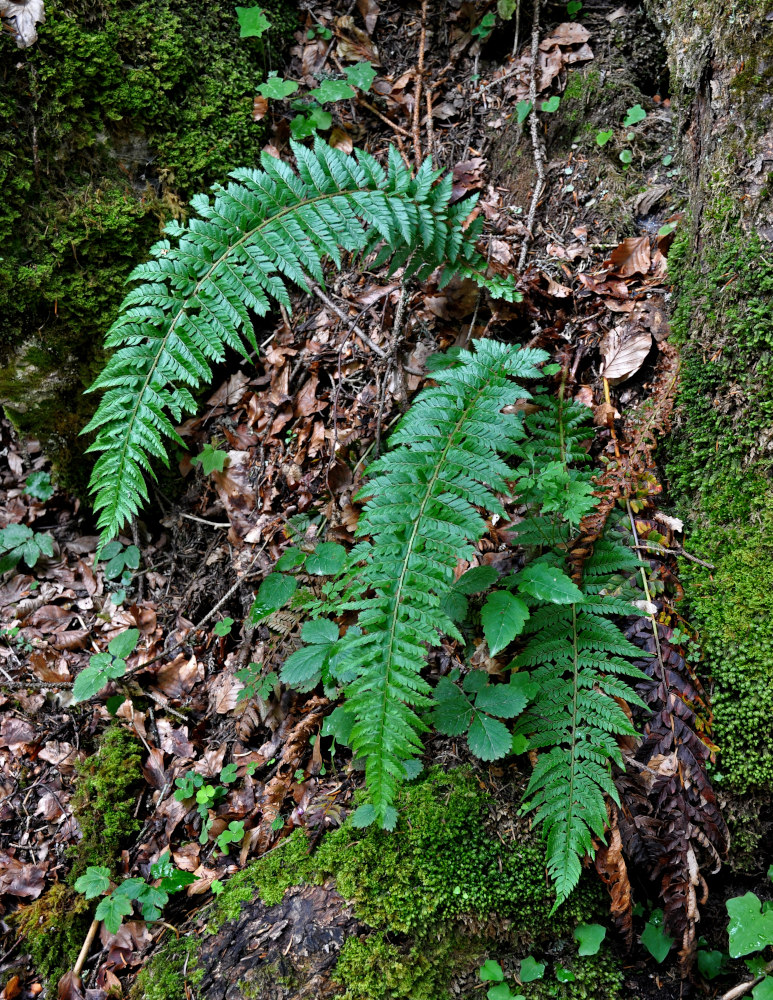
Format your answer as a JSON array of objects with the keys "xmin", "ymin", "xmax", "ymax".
[
  {"xmin": 0, "ymin": 0, "xmax": 295, "ymax": 491},
  {"xmin": 161, "ymin": 767, "xmax": 624, "ymax": 1000}
]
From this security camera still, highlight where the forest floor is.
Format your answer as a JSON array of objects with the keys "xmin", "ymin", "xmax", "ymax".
[{"xmin": 0, "ymin": 1, "xmax": 769, "ymax": 999}]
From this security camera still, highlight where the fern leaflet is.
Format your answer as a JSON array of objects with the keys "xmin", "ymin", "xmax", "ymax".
[{"xmin": 83, "ymin": 139, "xmax": 518, "ymax": 543}]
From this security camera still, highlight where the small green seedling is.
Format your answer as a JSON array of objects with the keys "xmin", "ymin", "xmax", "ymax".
[
  {"xmin": 519, "ymin": 956, "xmax": 545, "ymax": 983},
  {"xmin": 74, "ymin": 853, "xmax": 196, "ymax": 934},
  {"xmin": 641, "ymin": 908, "xmax": 674, "ymax": 962},
  {"xmin": 567, "ymin": 0, "xmax": 583, "ymax": 17},
  {"xmin": 236, "ymin": 5, "xmax": 271, "ymax": 38},
  {"xmin": 0, "ymin": 524, "xmax": 54, "ymax": 575},
  {"xmin": 623, "ymin": 103, "xmax": 647, "ymax": 126},
  {"xmin": 541, "ymin": 96, "xmax": 561, "ymax": 113},
  {"xmin": 24, "ymin": 471, "xmax": 54, "ymax": 501},
  {"xmin": 216, "ymin": 820, "xmax": 245, "ymax": 853},
  {"xmin": 574, "ymin": 922, "xmax": 606, "ymax": 955},
  {"xmin": 307, "ymin": 23, "xmax": 332, "ymax": 40},
  {"xmin": 193, "ymin": 443, "xmax": 228, "ymax": 475},
  {"xmin": 596, "ymin": 129, "xmax": 613, "ymax": 146},
  {"xmin": 99, "ymin": 540, "xmax": 140, "ymax": 582},
  {"xmin": 258, "ymin": 73, "xmax": 299, "ymax": 99},
  {"xmin": 619, "ymin": 149, "xmax": 633, "ymax": 166},
  {"xmin": 213, "ymin": 617, "xmax": 234, "ymax": 637},
  {"xmin": 72, "ymin": 628, "xmax": 140, "ymax": 703},
  {"xmin": 235, "ymin": 662, "xmax": 278, "ymax": 702},
  {"xmin": 472, "ymin": 11, "xmax": 496, "ymax": 41}
]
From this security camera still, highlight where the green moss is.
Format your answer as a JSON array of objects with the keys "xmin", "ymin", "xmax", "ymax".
[
  {"xmin": 678, "ymin": 508, "xmax": 773, "ymax": 793},
  {"xmin": 332, "ymin": 931, "xmax": 461, "ymax": 1000},
  {"xmin": 129, "ymin": 936, "xmax": 203, "ymax": 1000},
  {"xmin": 0, "ymin": 0, "xmax": 295, "ymax": 487},
  {"xmin": 68, "ymin": 724, "xmax": 143, "ymax": 880},
  {"xmin": 665, "ymin": 201, "xmax": 773, "ymax": 795},
  {"xmin": 210, "ymin": 768, "xmax": 606, "ymax": 1000},
  {"xmin": 13, "ymin": 884, "xmax": 92, "ymax": 992},
  {"xmin": 519, "ymin": 949, "xmax": 624, "ymax": 1000}
]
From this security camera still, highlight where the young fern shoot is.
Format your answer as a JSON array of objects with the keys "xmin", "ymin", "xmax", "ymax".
[{"xmin": 83, "ymin": 139, "xmax": 518, "ymax": 544}]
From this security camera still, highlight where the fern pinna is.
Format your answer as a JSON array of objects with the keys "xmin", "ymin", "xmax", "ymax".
[
  {"xmin": 337, "ymin": 341, "xmax": 548, "ymax": 830},
  {"xmin": 510, "ymin": 395, "xmax": 648, "ymax": 907},
  {"xmin": 83, "ymin": 139, "xmax": 517, "ymax": 543}
]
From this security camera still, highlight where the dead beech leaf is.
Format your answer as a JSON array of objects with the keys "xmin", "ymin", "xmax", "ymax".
[
  {"xmin": 210, "ymin": 672, "xmax": 244, "ymax": 714},
  {"xmin": 593, "ymin": 401, "xmax": 620, "ymax": 426},
  {"xmin": 608, "ymin": 236, "xmax": 651, "ymax": 277},
  {"xmin": 356, "ymin": 0, "xmax": 379, "ymax": 34},
  {"xmin": 328, "ymin": 127, "xmax": 353, "ymax": 154},
  {"xmin": 55, "ymin": 972, "xmax": 84, "ymax": 1000},
  {"xmin": 542, "ymin": 273, "xmax": 572, "ymax": 298},
  {"xmin": 0, "ymin": 851, "xmax": 46, "ymax": 898},
  {"xmin": 0, "ymin": 975, "xmax": 21, "ymax": 1000},
  {"xmin": 252, "ymin": 95, "xmax": 268, "ymax": 121},
  {"xmin": 0, "ymin": 0, "xmax": 45, "ymax": 48},
  {"xmin": 599, "ymin": 326, "xmax": 652, "ymax": 384},
  {"xmin": 540, "ymin": 21, "xmax": 590, "ymax": 47}
]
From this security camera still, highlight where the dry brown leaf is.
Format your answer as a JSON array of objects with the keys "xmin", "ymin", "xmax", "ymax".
[
  {"xmin": 0, "ymin": 975, "xmax": 21, "ymax": 1000},
  {"xmin": 608, "ymin": 236, "xmax": 651, "ymax": 277},
  {"xmin": 210, "ymin": 671, "xmax": 244, "ymax": 715},
  {"xmin": 593, "ymin": 401, "xmax": 620, "ymax": 426},
  {"xmin": 38, "ymin": 741, "xmax": 79, "ymax": 771},
  {"xmin": 252, "ymin": 95, "xmax": 268, "ymax": 121},
  {"xmin": 0, "ymin": 717, "xmax": 35, "ymax": 751},
  {"xmin": 542, "ymin": 273, "xmax": 573, "ymax": 298},
  {"xmin": 540, "ymin": 21, "xmax": 590, "ymax": 47},
  {"xmin": 328, "ymin": 127, "xmax": 353, "ymax": 153},
  {"xmin": 356, "ymin": 0, "xmax": 379, "ymax": 34},
  {"xmin": 0, "ymin": 0, "xmax": 45, "ymax": 48},
  {"xmin": 55, "ymin": 972, "xmax": 84, "ymax": 1000},
  {"xmin": 0, "ymin": 850, "xmax": 46, "ymax": 898},
  {"xmin": 599, "ymin": 326, "xmax": 652, "ymax": 384}
]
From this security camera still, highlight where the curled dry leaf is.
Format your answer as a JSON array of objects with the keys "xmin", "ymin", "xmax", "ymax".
[
  {"xmin": 252, "ymin": 95, "xmax": 268, "ymax": 122},
  {"xmin": 608, "ymin": 235, "xmax": 651, "ymax": 277},
  {"xmin": 0, "ymin": 0, "xmax": 45, "ymax": 48},
  {"xmin": 599, "ymin": 325, "xmax": 652, "ymax": 384},
  {"xmin": 356, "ymin": 0, "xmax": 379, "ymax": 34}
]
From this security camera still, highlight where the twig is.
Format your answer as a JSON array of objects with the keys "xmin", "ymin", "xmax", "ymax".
[
  {"xmin": 179, "ymin": 513, "xmax": 231, "ymax": 528},
  {"xmin": 358, "ymin": 97, "xmax": 412, "ymax": 139},
  {"xmin": 721, "ymin": 960, "xmax": 773, "ymax": 1000},
  {"xmin": 309, "ymin": 282, "xmax": 387, "ymax": 358},
  {"xmin": 412, "ymin": 0, "xmax": 428, "ymax": 164},
  {"xmin": 375, "ymin": 285, "xmax": 409, "ymax": 456},
  {"xmin": 73, "ymin": 918, "xmax": 100, "ymax": 977},
  {"xmin": 632, "ymin": 542, "xmax": 715, "ymax": 570},
  {"xmin": 517, "ymin": 0, "xmax": 545, "ymax": 272}
]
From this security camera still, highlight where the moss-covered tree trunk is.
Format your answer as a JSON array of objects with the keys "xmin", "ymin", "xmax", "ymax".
[{"xmin": 647, "ymin": 0, "xmax": 773, "ymax": 835}]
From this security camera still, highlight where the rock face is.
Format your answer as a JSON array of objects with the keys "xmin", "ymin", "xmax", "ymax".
[
  {"xmin": 198, "ymin": 884, "xmax": 361, "ymax": 1000},
  {"xmin": 0, "ymin": 0, "xmax": 294, "ymax": 491}
]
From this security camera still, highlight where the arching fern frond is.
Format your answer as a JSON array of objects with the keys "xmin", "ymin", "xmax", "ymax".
[
  {"xmin": 338, "ymin": 340, "xmax": 548, "ymax": 829},
  {"xmin": 83, "ymin": 139, "xmax": 518, "ymax": 543}
]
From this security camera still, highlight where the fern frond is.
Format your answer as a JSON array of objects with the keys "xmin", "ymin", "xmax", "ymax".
[
  {"xmin": 516, "ymin": 598, "xmax": 647, "ymax": 908},
  {"xmin": 339, "ymin": 340, "xmax": 548, "ymax": 828},
  {"xmin": 84, "ymin": 139, "xmax": 519, "ymax": 543}
]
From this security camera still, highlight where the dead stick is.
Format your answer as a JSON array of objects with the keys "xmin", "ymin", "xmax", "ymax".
[
  {"xmin": 517, "ymin": 0, "xmax": 545, "ymax": 272},
  {"xmin": 357, "ymin": 97, "xmax": 412, "ymax": 138},
  {"xmin": 721, "ymin": 960, "xmax": 773, "ymax": 1000},
  {"xmin": 73, "ymin": 918, "xmax": 100, "ymax": 977},
  {"xmin": 309, "ymin": 283, "xmax": 387, "ymax": 358},
  {"xmin": 412, "ymin": 0, "xmax": 428, "ymax": 164}
]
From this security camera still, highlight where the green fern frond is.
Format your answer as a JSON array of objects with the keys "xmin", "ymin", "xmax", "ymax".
[
  {"xmin": 83, "ymin": 139, "xmax": 519, "ymax": 543},
  {"xmin": 339, "ymin": 340, "xmax": 548, "ymax": 828},
  {"xmin": 515, "ymin": 594, "xmax": 647, "ymax": 908}
]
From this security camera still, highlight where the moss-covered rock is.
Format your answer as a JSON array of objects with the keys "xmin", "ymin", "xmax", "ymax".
[
  {"xmin": 130, "ymin": 935, "xmax": 203, "ymax": 1000},
  {"xmin": 208, "ymin": 767, "xmax": 611, "ymax": 1000},
  {"xmin": 13, "ymin": 883, "xmax": 92, "ymax": 993},
  {"xmin": 68, "ymin": 723, "xmax": 144, "ymax": 879},
  {"xmin": 0, "ymin": 0, "xmax": 295, "ymax": 491}
]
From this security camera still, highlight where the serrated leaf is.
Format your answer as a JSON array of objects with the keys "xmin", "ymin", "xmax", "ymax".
[
  {"xmin": 300, "ymin": 618, "xmax": 339, "ymax": 644},
  {"xmin": 482, "ymin": 591, "xmax": 530, "ymax": 655},
  {"xmin": 474, "ymin": 674, "xmax": 531, "ymax": 719},
  {"xmin": 95, "ymin": 892, "xmax": 133, "ymax": 935},
  {"xmin": 467, "ymin": 711, "xmax": 511, "ymax": 761},
  {"xmin": 249, "ymin": 573, "xmax": 297, "ymax": 623},
  {"xmin": 280, "ymin": 644, "xmax": 328, "ymax": 691},
  {"xmin": 72, "ymin": 654, "xmax": 126, "ymax": 703},
  {"xmin": 25, "ymin": 471, "xmax": 54, "ymax": 501},
  {"xmin": 517, "ymin": 564, "xmax": 584, "ymax": 604},
  {"xmin": 275, "ymin": 547, "xmax": 307, "ymax": 571},
  {"xmin": 454, "ymin": 564, "xmax": 499, "ymax": 595},
  {"xmin": 74, "ymin": 866, "xmax": 111, "ymax": 900},
  {"xmin": 193, "ymin": 443, "xmax": 228, "ymax": 474},
  {"xmin": 432, "ymin": 677, "xmax": 473, "ymax": 736},
  {"xmin": 107, "ymin": 628, "xmax": 140, "ymax": 659}
]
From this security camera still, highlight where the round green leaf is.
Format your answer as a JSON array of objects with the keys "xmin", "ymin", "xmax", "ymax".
[
  {"xmin": 235, "ymin": 5, "xmax": 271, "ymax": 38},
  {"xmin": 305, "ymin": 542, "xmax": 347, "ymax": 575},
  {"xmin": 519, "ymin": 956, "xmax": 545, "ymax": 983},
  {"xmin": 623, "ymin": 103, "xmax": 646, "ymax": 126},
  {"xmin": 541, "ymin": 96, "xmax": 560, "ymax": 113},
  {"xmin": 258, "ymin": 74, "xmax": 300, "ymax": 100},
  {"xmin": 479, "ymin": 959, "xmax": 504, "ymax": 982},
  {"xmin": 574, "ymin": 922, "xmax": 606, "ymax": 956}
]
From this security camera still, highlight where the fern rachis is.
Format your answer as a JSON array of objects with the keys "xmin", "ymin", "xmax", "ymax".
[{"xmin": 84, "ymin": 139, "xmax": 518, "ymax": 543}]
